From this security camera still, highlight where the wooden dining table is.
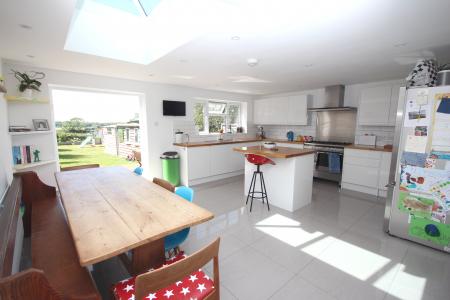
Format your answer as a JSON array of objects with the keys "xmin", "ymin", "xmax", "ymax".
[{"xmin": 55, "ymin": 166, "xmax": 214, "ymax": 275}]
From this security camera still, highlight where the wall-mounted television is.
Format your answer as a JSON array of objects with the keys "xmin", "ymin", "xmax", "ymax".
[{"xmin": 163, "ymin": 100, "xmax": 186, "ymax": 116}]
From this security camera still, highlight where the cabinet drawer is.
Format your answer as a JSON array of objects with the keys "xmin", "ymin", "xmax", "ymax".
[
  {"xmin": 344, "ymin": 149, "xmax": 382, "ymax": 160},
  {"xmin": 342, "ymin": 163, "xmax": 379, "ymax": 188},
  {"xmin": 343, "ymin": 156, "xmax": 380, "ymax": 168}
]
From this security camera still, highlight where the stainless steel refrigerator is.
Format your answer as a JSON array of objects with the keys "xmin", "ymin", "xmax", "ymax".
[{"xmin": 385, "ymin": 86, "xmax": 450, "ymax": 251}]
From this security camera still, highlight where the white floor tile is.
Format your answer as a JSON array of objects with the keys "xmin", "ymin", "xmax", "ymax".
[
  {"xmin": 179, "ymin": 177, "xmax": 450, "ymax": 300},
  {"xmin": 269, "ymin": 274, "xmax": 336, "ymax": 300},
  {"xmin": 219, "ymin": 246, "xmax": 295, "ymax": 300},
  {"xmin": 385, "ymin": 245, "xmax": 450, "ymax": 300}
]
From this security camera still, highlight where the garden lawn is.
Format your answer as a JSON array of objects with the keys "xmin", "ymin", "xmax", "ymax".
[{"xmin": 58, "ymin": 145, "xmax": 137, "ymax": 169}]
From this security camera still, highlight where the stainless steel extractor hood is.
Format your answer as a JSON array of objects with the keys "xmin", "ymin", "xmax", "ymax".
[{"xmin": 308, "ymin": 85, "xmax": 357, "ymax": 112}]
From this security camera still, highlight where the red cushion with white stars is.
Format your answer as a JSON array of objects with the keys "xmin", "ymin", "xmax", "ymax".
[{"xmin": 113, "ymin": 252, "xmax": 215, "ymax": 300}]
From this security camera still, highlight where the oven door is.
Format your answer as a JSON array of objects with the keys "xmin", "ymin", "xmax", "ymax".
[{"xmin": 313, "ymin": 150, "xmax": 343, "ymax": 183}]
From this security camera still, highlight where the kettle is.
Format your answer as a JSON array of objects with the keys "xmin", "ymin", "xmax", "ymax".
[
  {"xmin": 286, "ymin": 131, "xmax": 294, "ymax": 142},
  {"xmin": 175, "ymin": 131, "xmax": 189, "ymax": 144}
]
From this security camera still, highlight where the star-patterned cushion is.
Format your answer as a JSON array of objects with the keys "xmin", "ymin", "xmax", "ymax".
[{"xmin": 113, "ymin": 253, "xmax": 215, "ymax": 300}]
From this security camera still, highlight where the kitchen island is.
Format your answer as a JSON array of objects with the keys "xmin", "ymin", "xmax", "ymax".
[{"xmin": 233, "ymin": 145, "xmax": 315, "ymax": 212}]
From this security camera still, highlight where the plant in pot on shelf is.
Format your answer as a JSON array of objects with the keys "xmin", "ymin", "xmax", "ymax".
[
  {"xmin": 437, "ymin": 63, "xmax": 450, "ymax": 86},
  {"xmin": 11, "ymin": 69, "xmax": 45, "ymax": 100}
]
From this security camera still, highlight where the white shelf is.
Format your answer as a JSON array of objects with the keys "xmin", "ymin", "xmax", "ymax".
[
  {"xmin": 13, "ymin": 160, "xmax": 57, "ymax": 171},
  {"xmin": 9, "ymin": 130, "xmax": 54, "ymax": 136},
  {"xmin": 5, "ymin": 95, "xmax": 48, "ymax": 104}
]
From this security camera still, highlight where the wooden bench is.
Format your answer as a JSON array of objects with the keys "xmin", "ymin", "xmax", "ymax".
[{"xmin": 0, "ymin": 172, "xmax": 101, "ymax": 300}]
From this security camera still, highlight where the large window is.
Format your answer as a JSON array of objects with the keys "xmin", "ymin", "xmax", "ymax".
[{"xmin": 194, "ymin": 101, "xmax": 242, "ymax": 134}]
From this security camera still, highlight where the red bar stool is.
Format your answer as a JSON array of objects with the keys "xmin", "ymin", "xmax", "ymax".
[{"xmin": 245, "ymin": 153, "xmax": 275, "ymax": 212}]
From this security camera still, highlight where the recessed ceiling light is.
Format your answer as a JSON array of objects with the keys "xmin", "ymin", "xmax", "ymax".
[
  {"xmin": 19, "ymin": 24, "xmax": 32, "ymax": 30},
  {"xmin": 231, "ymin": 36, "xmax": 240, "ymax": 40},
  {"xmin": 304, "ymin": 64, "xmax": 313, "ymax": 68},
  {"xmin": 247, "ymin": 58, "xmax": 259, "ymax": 67},
  {"xmin": 26, "ymin": 55, "xmax": 35, "ymax": 58},
  {"xmin": 394, "ymin": 42, "xmax": 408, "ymax": 48}
]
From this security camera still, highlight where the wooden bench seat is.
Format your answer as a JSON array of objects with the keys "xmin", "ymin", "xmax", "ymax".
[{"xmin": 0, "ymin": 172, "xmax": 100, "ymax": 300}]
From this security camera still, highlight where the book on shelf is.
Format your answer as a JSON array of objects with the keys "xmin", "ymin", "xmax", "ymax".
[{"xmin": 12, "ymin": 145, "xmax": 38, "ymax": 165}]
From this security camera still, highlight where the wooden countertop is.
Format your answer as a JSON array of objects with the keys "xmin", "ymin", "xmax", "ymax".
[
  {"xmin": 173, "ymin": 138, "xmax": 304, "ymax": 148},
  {"xmin": 346, "ymin": 144, "xmax": 393, "ymax": 152},
  {"xmin": 233, "ymin": 145, "xmax": 315, "ymax": 159}
]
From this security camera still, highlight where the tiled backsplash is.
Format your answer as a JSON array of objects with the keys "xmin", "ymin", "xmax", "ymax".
[
  {"xmin": 174, "ymin": 116, "xmax": 394, "ymax": 146},
  {"xmin": 262, "ymin": 111, "xmax": 394, "ymax": 146},
  {"xmin": 355, "ymin": 126, "xmax": 394, "ymax": 146}
]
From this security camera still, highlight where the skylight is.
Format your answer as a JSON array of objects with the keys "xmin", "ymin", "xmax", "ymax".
[
  {"xmin": 92, "ymin": 0, "xmax": 162, "ymax": 16},
  {"xmin": 65, "ymin": 0, "xmax": 367, "ymax": 65},
  {"xmin": 65, "ymin": 0, "xmax": 212, "ymax": 64}
]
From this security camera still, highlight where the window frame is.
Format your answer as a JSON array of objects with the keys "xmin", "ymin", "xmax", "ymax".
[{"xmin": 193, "ymin": 100, "xmax": 243, "ymax": 135}]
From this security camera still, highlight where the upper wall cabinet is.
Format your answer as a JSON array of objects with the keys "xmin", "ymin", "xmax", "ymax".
[
  {"xmin": 358, "ymin": 83, "xmax": 402, "ymax": 126},
  {"xmin": 254, "ymin": 94, "xmax": 309, "ymax": 125}
]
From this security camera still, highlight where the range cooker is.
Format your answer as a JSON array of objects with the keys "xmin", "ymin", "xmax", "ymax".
[{"xmin": 303, "ymin": 141, "xmax": 352, "ymax": 184}]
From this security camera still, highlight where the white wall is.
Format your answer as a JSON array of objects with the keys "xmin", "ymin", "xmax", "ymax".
[
  {"xmin": 254, "ymin": 79, "xmax": 404, "ymax": 146},
  {"xmin": 2, "ymin": 61, "xmax": 253, "ymax": 182},
  {"xmin": 0, "ymin": 59, "xmax": 13, "ymax": 201}
]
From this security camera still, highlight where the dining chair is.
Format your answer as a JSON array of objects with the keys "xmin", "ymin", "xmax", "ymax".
[
  {"xmin": 164, "ymin": 186, "xmax": 194, "ymax": 255},
  {"xmin": 152, "ymin": 177, "xmax": 176, "ymax": 193},
  {"xmin": 112, "ymin": 238, "xmax": 220, "ymax": 300},
  {"xmin": 60, "ymin": 164, "xmax": 100, "ymax": 171},
  {"xmin": 133, "ymin": 166, "xmax": 143, "ymax": 175}
]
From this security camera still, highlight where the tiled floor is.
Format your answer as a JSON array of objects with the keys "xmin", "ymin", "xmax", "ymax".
[
  {"xmin": 94, "ymin": 177, "xmax": 450, "ymax": 300},
  {"xmin": 180, "ymin": 177, "xmax": 450, "ymax": 300}
]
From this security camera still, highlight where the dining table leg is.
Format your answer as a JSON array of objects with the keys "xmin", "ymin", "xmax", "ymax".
[{"xmin": 120, "ymin": 238, "xmax": 165, "ymax": 276}]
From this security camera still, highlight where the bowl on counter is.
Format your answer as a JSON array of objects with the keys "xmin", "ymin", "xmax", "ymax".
[{"xmin": 263, "ymin": 142, "xmax": 277, "ymax": 149}]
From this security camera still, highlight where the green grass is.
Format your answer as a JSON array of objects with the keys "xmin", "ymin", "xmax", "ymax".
[{"xmin": 58, "ymin": 145, "xmax": 137, "ymax": 169}]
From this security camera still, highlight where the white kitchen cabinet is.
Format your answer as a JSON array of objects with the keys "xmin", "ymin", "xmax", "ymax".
[
  {"xmin": 287, "ymin": 95, "xmax": 308, "ymax": 125},
  {"xmin": 186, "ymin": 147, "xmax": 211, "ymax": 180},
  {"xmin": 210, "ymin": 143, "xmax": 249, "ymax": 175},
  {"xmin": 270, "ymin": 96, "xmax": 289, "ymax": 125},
  {"xmin": 254, "ymin": 94, "xmax": 309, "ymax": 125},
  {"xmin": 358, "ymin": 85, "xmax": 392, "ymax": 126},
  {"xmin": 378, "ymin": 152, "xmax": 392, "ymax": 191},
  {"xmin": 388, "ymin": 84, "xmax": 402, "ymax": 126},
  {"xmin": 254, "ymin": 98, "xmax": 270, "ymax": 124},
  {"xmin": 341, "ymin": 148, "xmax": 392, "ymax": 197},
  {"xmin": 177, "ymin": 142, "xmax": 261, "ymax": 185},
  {"xmin": 358, "ymin": 83, "xmax": 403, "ymax": 126}
]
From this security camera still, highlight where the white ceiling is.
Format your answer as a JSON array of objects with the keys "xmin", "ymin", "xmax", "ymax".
[{"xmin": 1, "ymin": 0, "xmax": 450, "ymax": 95}]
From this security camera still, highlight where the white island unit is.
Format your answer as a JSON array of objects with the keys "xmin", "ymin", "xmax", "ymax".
[{"xmin": 234, "ymin": 146, "xmax": 315, "ymax": 212}]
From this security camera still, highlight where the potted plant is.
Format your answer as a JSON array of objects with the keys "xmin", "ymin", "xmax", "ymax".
[
  {"xmin": 11, "ymin": 69, "xmax": 45, "ymax": 100},
  {"xmin": 437, "ymin": 63, "xmax": 450, "ymax": 86}
]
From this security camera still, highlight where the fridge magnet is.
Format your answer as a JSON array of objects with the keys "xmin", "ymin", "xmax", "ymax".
[
  {"xmin": 397, "ymin": 191, "xmax": 433, "ymax": 218},
  {"xmin": 436, "ymin": 97, "xmax": 450, "ymax": 114},
  {"xmin": 404, "ymin": 97, "xmax": 431, "ymax": 127},
  {"xmin": 430, "ymin": 151, "xmax": 450, "ymax": 160},
  {"xmin": 431, "ymin": 98, "xmax": 450, "ymax": 152},
  {"xmin": 424, "ymin": 157, "xmax": 436, "ymax": 168},
  {"xmin": 414, "ymin": 126, "xmax": 428, "ymax": 136},
  {"xmin": 401, "ymin": 152, "xmax": 427, "ymax": 167},
  {"xmin": 409, "ymin": 215, "xmax": 450, "ymax": 246},
  {"xmin": 399, "ymin": 166, "xmax": 450, "ymax": 209},
  {"xmin": 404, "ymin": 135, "xmax": 428, "ymax": 153}
]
